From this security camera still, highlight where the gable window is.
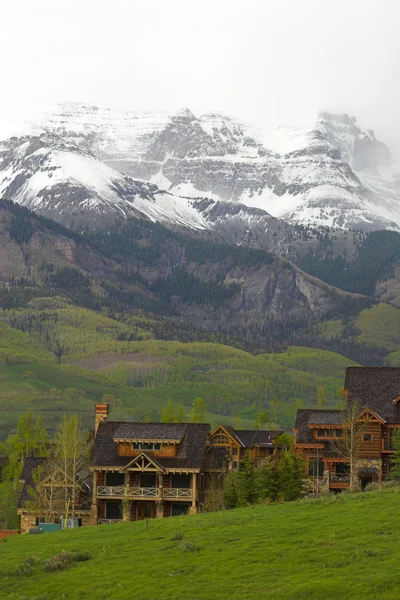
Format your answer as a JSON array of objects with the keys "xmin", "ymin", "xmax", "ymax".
[
  {"xmin": 363, "ymin": 433, "xmax": 372, "ymax": 442},
  {"xmin": 213, "ymin": 434, "xmax": 230, "ymax": 445},
  {"xmin": 132, "ymin": 442, "xmax": 162, "ymax": 451}
]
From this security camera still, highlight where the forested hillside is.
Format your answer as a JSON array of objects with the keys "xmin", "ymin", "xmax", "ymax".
[{"xmin": 1, "ymin": 199, "xmax": 400, "ymax": 438}]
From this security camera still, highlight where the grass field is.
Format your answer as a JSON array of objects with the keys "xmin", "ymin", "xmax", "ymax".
[{"xmin": 2, "ymin": 488, "xmax": 400, "ymax": 599}]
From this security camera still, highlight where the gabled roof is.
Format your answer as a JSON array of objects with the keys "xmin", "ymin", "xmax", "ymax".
[
  {"xmin": 93, "ymin": 421, "xmax": 211, "ymax": 471},
  {"xmin": 119, "ymin": 452, "xmax": 165, "ymax": 473},
  {"xmin": 295, "ymin": 409, "xmax": 345, "ymax": 445},
  {"xmin": 214, "ymin": 425, "xmax": 282, "ymax": 448},
  {"xmin": 345, "ymin": 367, "xmax": 400, "ymax": 423}
]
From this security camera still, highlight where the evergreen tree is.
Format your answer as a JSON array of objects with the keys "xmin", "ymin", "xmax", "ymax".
[
  {"xmin": 388, "ymin": 430, "xmax": 400, "ymax": 481},
  {"xmin": 223, "ymin": 472, "xmax": 239, "ymax": 509},
  {"xmin": 236, "ymin": 452, "xmax": 258, "ymax": 507},
  {"xmin": 277, "ymin": 449, "xmax": 304, "ymax": 501}
]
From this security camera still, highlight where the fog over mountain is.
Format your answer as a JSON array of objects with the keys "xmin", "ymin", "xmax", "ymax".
[{"xmin": 3, "ymin": 0, "xmax": 400, "ymax": 158}]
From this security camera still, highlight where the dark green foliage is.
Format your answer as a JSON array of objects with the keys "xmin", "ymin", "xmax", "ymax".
[
  {"xmin": 236, "ymin": 452, "xmax": 259, "ymax": 507},
  {"xmin": 151, "ymin": 267, "xmax": 239, "ymax": 307},
  {"xmin": 297, "ymin": 230, "xmax": 400, "ymax": 296},
  {"xmin": 388, "ymin": 430, "xmax": 400, "ymax": 481}
]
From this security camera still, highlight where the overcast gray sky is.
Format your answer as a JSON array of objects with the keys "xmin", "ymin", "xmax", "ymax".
[{"xmin": 3, "ymin": 0, "xmax": 400, "ymax": 153}]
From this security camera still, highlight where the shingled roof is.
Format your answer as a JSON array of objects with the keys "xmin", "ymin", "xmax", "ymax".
[
  {"xmin": 93, "ymin": 421, "xmax": 212, "ymax": 471},
  {"xmin": 308, "ymin": 411, "xmax": 344, "ymax": 425},
  {"xmin": 345, "ymin": 367, "xmax": 400, "ymax": 423},
  {"xmin": 294, "ymin": 409, "xmax": 343, "ymax": 444},
  {"xmin": 220, "ymin": 426, "xmax": 281, "ymax": 448},
  {"xmin": 113, "ymin": 423, "xmax": 187, "ymax": 442}
]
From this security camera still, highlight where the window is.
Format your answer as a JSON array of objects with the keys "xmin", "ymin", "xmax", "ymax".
[
  {"xmin": 172, "ymin": 503, "xmax": 190, "ymax": 516},
  {"xmin": 105, "ymin": 501, "xmax": 122, "ymax": 519},
  {"xmin": 213, "ymin": 434, "xmax": 230, "ymax": 445},
  {"xmin": 140, "ymin": 473, "xmax": 157, "ymax": 488},
  {"xmin": 363, "ymin": 433, "xmax": 372, "ymax": 442},
  {"xmin": 316, "ymin": 428, "xmax": 341, "ymax": 438},
  {"xmin": 132, "ymin": 442, "xmax": 162, "ymax": 451},
  {"xmin": 171, "ymin": 474, "xmax": 191, "ymax": 488},
  {"xmin": 232, "ymin": 447, "xmax": 238, "ymax": 456},
  {"xmin": 105, "ymin": 472, "xmax": 125, "ymax": 486}
]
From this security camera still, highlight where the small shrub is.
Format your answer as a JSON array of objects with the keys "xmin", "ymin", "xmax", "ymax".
[
  {"xmin": 15, "ymin": 555, "xmax": 41, "ymax": 577},
  {"xmin": 171, "ymin": 531, "xmax": 184, "ymax": 541},
  {"xmin": 43, "ymin": 550, "xmax": 71, "ymax": 572},
  {"xmin": 180, "ymin": 539, "xmax": 200, "ymax": 552}
]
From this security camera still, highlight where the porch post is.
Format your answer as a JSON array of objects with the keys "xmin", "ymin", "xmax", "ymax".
[
  {"xmin": 90, "ymin": 470, "xmax": 98, "ymax": 525},
  {"xmin": 189, "ymin": 473, "xmax": 197, "ymax": 515}
]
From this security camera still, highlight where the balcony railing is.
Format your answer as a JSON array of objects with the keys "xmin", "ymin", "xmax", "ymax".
[
  {"xmin": 384, "ymin": 441, "xmax": 394, "ymax": 451},
  {"xmin": 97, "ymin": 486, "xmax": 160, "ymax": 498},
  {"xmin": 163, "ymin": 488, "xmax": 192, "ymax": 499},
  {"xmin": 330, "ymin": 474, "xmax": 350, "ymax": 484},
  {"xmin": 98, "ymin": 519, "xmax": 123, "ymax": 525},
  {"xmin": 97, "ymin": 486, "xmax": 125, "ymax": 497},
  {"xmin": 128, "ymin": 487, "xmax": 159, "ymax": 498}
]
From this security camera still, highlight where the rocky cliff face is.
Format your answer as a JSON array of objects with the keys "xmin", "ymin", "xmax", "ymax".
[
  {"xmin": 0, "ymin": 200, "xmax": 364, "ymax": 351},
  {"xmin": 33, "ymin": 104, "xmax": 400, "ymax": 231}
]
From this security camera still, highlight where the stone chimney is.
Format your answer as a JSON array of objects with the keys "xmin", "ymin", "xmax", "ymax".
[{"xmin": 95, "ymin": 403, "xmax": 110, "ymax": 436}]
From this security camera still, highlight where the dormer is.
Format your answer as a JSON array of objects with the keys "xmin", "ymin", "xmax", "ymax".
[{"xmin": 112, "ymin": 423, "xmax": 187, "ymax": 458}]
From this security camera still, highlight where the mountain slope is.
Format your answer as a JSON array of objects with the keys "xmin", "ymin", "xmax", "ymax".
[{"xmin": 26, "ymin": 103, "xmax": 400, "ymax": 231}]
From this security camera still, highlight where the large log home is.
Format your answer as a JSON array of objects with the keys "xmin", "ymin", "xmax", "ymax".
[
  {"xmin": 210, "ymin": 424, "xmax": 282, "ymax": 470},
  {"xmin": 294, "ymin": 367, "xmax": 400, "ymax": 492},
  {"xmin": 17, "ymin": 404, "xmax": 226, "ymax": 532},
  {"xmin": 90, "ymin": 404, "xmax": 226, "ymax": 524}
]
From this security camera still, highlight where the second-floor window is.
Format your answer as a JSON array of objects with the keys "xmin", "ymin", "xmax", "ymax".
[
  {"xmin": 132, "ymin": 442, "xmax": 162, "ymax": 451},
  {"xmin": 316, "ymin": 429, "xmax": 342, "ymax": 439}
]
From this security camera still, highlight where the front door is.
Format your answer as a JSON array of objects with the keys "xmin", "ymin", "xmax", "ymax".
[
  {"xmin": 137, "ymin": 502, "xmax": 155, "ymax": 520},
  {"xmin": 361, "ymin": 477, "xmax": 373, "ymax": 491}
]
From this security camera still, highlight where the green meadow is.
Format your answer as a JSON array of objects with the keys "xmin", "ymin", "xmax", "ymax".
[{"xmin": 2, "ymin": 487, "xmax": 400, "ymax": 599}]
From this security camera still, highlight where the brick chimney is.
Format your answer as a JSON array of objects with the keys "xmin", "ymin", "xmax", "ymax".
[{"xmin": 95, "ymin": 403, "xmax": 110, "ymax": 436}]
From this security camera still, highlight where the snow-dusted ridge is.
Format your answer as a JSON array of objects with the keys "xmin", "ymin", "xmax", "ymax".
[{"xmin": 1, "ymin": 104, "xmax": 400, "ymax": 233}]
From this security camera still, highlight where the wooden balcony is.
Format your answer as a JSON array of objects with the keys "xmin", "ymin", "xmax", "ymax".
[
  {"xmin": 98, "ymin": 519, "xmax": 123, "ymax": 525},
  {"xmin": 329, "ymin": 473, "xmax": 350, "ymax": 488},
  {"xmin": 97, "ymin": 486, "xmax": 160, "ymax": 499},
  {"xmin": 162, "ymin": 488, "xmax": 194, "ymax": 500},
  {"xmin": 96, "ymin": 486, "xmax": 196, "ymax": 500}
]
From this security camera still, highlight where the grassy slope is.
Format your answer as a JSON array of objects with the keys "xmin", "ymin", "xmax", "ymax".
[{"xmin": 2, "ymin": 488, "xmax": 400, "ymax": 600}]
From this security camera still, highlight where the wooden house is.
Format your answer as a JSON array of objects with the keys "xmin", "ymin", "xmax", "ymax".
[
  {"xmin": 90, "ymin": 405, "xmax": 226, "ymax": 524},
  {"xmin": 294, "ymin": 367, "xmax": 400, "ymax": 492},
  {"xmin": 210, "ymin": 425, "xmax": 282, "ymax": 470},
  {"xmin": 17, "ymin": 457, "xmax": 92, "ymax": 533}
]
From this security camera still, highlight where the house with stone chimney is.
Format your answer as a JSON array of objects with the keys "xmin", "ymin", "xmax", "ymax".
[
  {"xmin": 90, "ymin": 404, "xmax": 226, "ymax": 523},
  {"xmin": 294, "ymin": 367, "xmax": 400, "ymax": 493},
  {"xmin": 17, "ymin": 404, "xmax": 226, "ymax": 531}
]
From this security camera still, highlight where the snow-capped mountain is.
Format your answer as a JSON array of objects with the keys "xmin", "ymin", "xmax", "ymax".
[
  {"xmin": 2, "ymin": 103, "xmax": 400, "ymax": 233},
  {"xmin": 0, "ymin": 130, "xmax": 283, "ymax": 243}
]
